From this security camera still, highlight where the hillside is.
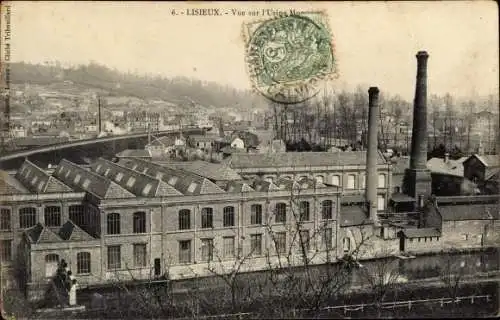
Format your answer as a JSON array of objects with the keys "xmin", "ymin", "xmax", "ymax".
[{"xmin": 9, "ymin": 62, "xmax": 267, "ymax": 110}]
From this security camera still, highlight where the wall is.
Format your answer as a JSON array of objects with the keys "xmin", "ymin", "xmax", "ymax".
[{"xmin": 442, "ymin": 220, "xmax": 490, "ymax": 250}]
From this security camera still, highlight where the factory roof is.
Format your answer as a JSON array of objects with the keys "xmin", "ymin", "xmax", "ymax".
[
  {"xmin": 118, "ymin": 158, "xmax": 226, "ymax": 195},
  {"xmin": 226, "ymin": 181, "xmax": 255, "ymax": 193},
  {"xmin": 225, "ymin": 151, "xmax": 388, "ymax": 169},
  {"xmin": 91, "ymin": 158, "xmax": 183, "ymax": 197},
  {"xmin": 163, "ymin": 160, "xmax": 242, "ymax": 181},
  {"xmin": 0, "ymin": 170, "xmax": 30, "ymax": 195},
  {"xmin": 426, "ymin": 157, "xmax": 465, "ymax": 177},
  {"xmin": 53, "ymin": 159, "xmax": 135, "ymax": 199},
  {"xmin": 15, "ymin": 159, "xmax": 72, "ymax": 193},
  {"xmin": 26, "ymin": 221, "xmax": 95, "ymax": 244}
]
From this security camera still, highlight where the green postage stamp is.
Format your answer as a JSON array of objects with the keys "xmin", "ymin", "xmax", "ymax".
[{"xmin": 244, "ymin": 12, "xmax": 337, "ymax": 105}]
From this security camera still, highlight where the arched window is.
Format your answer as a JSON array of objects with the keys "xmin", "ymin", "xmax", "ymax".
[
  {"xmin": 331, "ymin": 175, "xmax": 340, "ymax": 186},
  {"xmin": 378, "ymin": 174, "xmax": 387, "ymax": 188},
  {"xmin": 178, "ymin": 209, "xmax": 191, "ymax": 230},
  {"xmin": 223, "ymin": 206, "xmax": 235, "ymax": 227},
  {"xmin": 360, "ymin": 175, "xmax": 366, "ymax": 189},
  {"xmin": 264, "ymin": 177, "xmax": 274, "ymax": 183},
  {"xmin": 299, "ymin": 201, "xmax": 310, "ymax": 221},
  {"xmin": 133, "ymin": 212, "xmax": 146, "ymax": 233},
  {"xmin": 201, "ymin": 207, "xmax": 213, "ymax": 228},
  {"xmin": 77, "ymin": 252, "xmax": 91, "ymax": 274},
  {"xmin": 107, "ymin": 213, "xmax": 121, "ymax": 235},
  {"xmin": 322, "ymin": 200, "xmax": 333, "ymax": 220},
  {"xmin": 45, "ymin": 254, "xmax": 60, "ymax": 278},
  {"xmin": 44, "ymin": 206, "xmax": 61, "ymax": 227},
  {"xmin": 275, "ymin": 203, "xmax": 287, "ymax": 223},
  {"xmin": 315, "ymin": 176, "xmax": 324, "ymax": 184},
  {"xmin": 19, "ymin": 207, "xmax": 37, "ymax": 228}
]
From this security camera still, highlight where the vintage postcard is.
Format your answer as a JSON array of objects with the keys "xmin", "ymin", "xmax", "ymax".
[{"xmin": 0, "ymin": 1, "xmax": 498, "ymax": 319}]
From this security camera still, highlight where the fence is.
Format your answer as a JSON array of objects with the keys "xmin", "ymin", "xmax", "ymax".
[{"xmin": 168, "ymin": 294, "xmax": 492, "ymax": 319}]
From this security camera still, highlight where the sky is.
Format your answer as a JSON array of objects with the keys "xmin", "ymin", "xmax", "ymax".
[{"xmin": 3, "ymin": 1, "xmax": 499, "ymax": 101}]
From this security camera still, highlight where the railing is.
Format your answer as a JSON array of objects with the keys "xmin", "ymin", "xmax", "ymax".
[{"xmin": 169, "ymin": 294, "xmax": 493, "ymax": 319}]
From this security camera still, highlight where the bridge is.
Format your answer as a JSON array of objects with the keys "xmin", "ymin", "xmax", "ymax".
[{"xmin": 0, "ymin": 128, "xmax": 204, "ymax": 170}]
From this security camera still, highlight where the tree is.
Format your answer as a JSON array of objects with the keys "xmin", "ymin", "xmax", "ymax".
[{"xmin": 357, "ymin": 252, "xmax": 405, "ymax": 318}]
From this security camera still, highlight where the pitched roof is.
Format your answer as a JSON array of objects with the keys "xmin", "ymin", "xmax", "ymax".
[
  {"xmin": 251, "ymin": 179, "xmax": 281, "ymax": 192},
  {"xmin": 118, "ymin": 158, "xmax": 225, "ymax": 195},
  {"xmin": 438, "ymin": 203, "xmax": 498, "ymax": 221},
  {"xmin": 226, "ymin": 151, "xmax": 388, "ymax": 169},
  {"xmin": 0, "ymin": 170, "xmax": 30, "ymax": 195},
  {"xmin": 53, "ymin": 159, "xmax": 135, "ymax": 199},
  {"xmin": 116, "ymin": 149, "xmax": 152, "ymax": 158},
  {"xmin": 146, "ymin": 135, "xmax": 176, "ymax": 147},
  {"xmin": 91, "ymin": 158, "xmax": 182, "ymax": 197},
  {"xmin": 340, "ymin": 205, "xmax": 369, "ymax": 227},
  {"xmin": 402, "ymin": 228, "xmax": 441, "ymax": 238},
  {"xmin": 59, "ymin": 220, "xmax": 95, "ymax": 241},
  {"xmin": 472, "ymin": 154, "xmax": 500, "ymax": 168},
  {"xmin": 26, "ymin": 223, "xmax": 62, "ymax": 244},
  {"xmin": 426, "ymin": 157, "xmax": 464, "ymax": 177},
  {"xmin": 163, "ymin": 161, "xmax": 242, "ymax": 181},
  {"xmin": 15, "ymin": 159, "xmax": 73, "ymax": 193},
  {"xmin": 226, "ymin": 181, "xmax": 255, "ymax": 193}
]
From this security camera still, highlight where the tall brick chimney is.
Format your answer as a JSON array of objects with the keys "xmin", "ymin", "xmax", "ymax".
[
  {"xmin": 366, "ymin": 87, "xmax": 380, "ymax": 224},
  {"xmin": 403, "ymin": 51, "xmax": 432, "ymax": 199}
]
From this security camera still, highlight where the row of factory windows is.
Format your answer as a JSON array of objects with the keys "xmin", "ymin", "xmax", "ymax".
[
  {"xmin": 0, "ymin": 205, "xmax": 86, "ymax": 230},
  {"xmin": 29, "ymin": 231, "xmax": 355, "ymax": 280},
  {"xmin": 261, "ymin": 173, "xmax": 387, "ymax": 189},
  {"xmin": 0, "ymin": 201, "xmax": 336, "ymax": 234},
  {"xmin": 177, "ymin": 201, "xmax": 334, "ymax": 231}
]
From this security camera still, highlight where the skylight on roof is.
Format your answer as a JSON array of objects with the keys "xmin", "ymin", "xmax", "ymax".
[
  {"xmin": 132, "ymin": 164, "xmax": 138, "ymax": 170},
  {"xmin": 37, "ymin": 181, "xmax": 44, "ymax": 192},
  {"xmin": 142, "ymin": 183, "xmax": 152, "ymax": 196},
  {"xmin": 126, "ymin": 177, "xmax": 136, "ymax": 188},
  {"xmin": 25, "ymin": 168, "xmax": 31, "ymax": 178},
  {"xmin": 156, "ymin": 172, "xmax": 164, "ymax": 180},
  {"xmin": 168, "ymin": 176, "xmax": 178, "ymax": 185},
  {"xmin": 116, "ymin": 172, "xmax": 124, "ymax": 182},
  {"xmin": 32, "ymin": 176, "xmax": 38, "ymax": 185},
  {"xmin": 74, "ymin": 174, "xmax": 81, "ymax": 184},
  {"xmin": 104, "ymin": 168, "xmax": 110, "ymax": 176},
  {"xmin": 143, "ymin": 168, "xmax": 149, "ymax": 174},
  {"xmin": 187, "ymin": 182, "xmax": 198, "ymax": 193},
  {"xmin": 96, "ymin": 164, "xmax": 102, "ymax": 173},
  {"xmin": 65, "ymin": 170, "xmax": 71, "ymax": 178},
  {"xmin": 82, "ymin": 179, "xmax": 91, "ymax": 189}
]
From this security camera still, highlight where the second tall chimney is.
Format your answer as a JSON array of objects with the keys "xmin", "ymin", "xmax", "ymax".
[
  {"xmin": 410, "ymin": 51, "xmax": 429, "ymax": 170},
  {"xmin": 366, "ymin": 87, "xmax": 379, "ymax": 224},
  {"xmin": 403, "ymin": 51, "xmax": 432, "ymax": 199}
]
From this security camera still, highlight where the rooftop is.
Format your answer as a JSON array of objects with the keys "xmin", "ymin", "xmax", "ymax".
[
  {"xmin": 162, "ymin": 160, "xmax": 242, "ymax": 181},
  {"xmin": 225, "ymin": 151, "xmax": 388, "ymax": 169}
]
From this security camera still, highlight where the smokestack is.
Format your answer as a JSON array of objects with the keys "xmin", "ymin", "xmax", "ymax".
[
  {"xmin": 410, "ymin": 51, "xmax": 429, "ymax": 170},
  {"xmin": 366, "ymin": 87, "xmax": 379, "ymax": 224},
  {"xmin": 403, "ymin": 51, "xmax": 432, "ymax": 199}
]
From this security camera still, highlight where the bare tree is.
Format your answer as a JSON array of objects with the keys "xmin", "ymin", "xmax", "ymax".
[{"xmin": 357, "ymin": 251, "xmax": 406, "ymax": 318}]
